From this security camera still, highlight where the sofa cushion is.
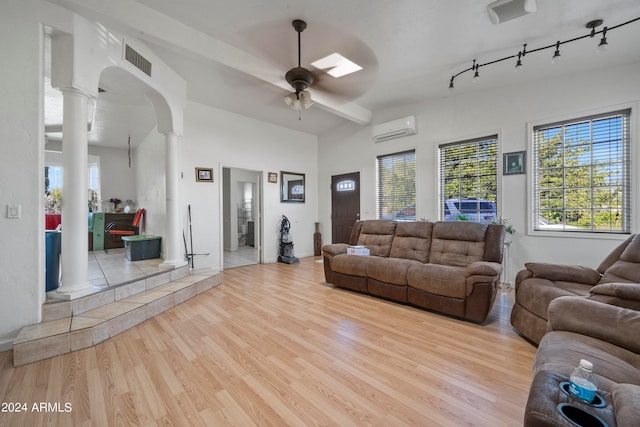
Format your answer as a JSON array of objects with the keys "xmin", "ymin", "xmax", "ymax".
[
  {"xmin": 601, "ymin": 261, "xmax": 640, "ymax": 284},
  {"xmin": 407, "ymin": 264, "xmax": 466, "ymax": 299},
  {"xmin": 600, "ymin": 234, "xmax": 640, "ymax": 283},
  {"xmin": 357, "ymin": 220, "xmax": 397, "ymax": 257},
  {"xmin": 597, "ymin": 235, "xmax": 634, "ymax": 273},
  {"xmin": 331, "ymin": 254, "xmax": 371, "ymax": 277},
  {"xmin": 525, "ymin": 262, "xmax": 602, "ymax": 284},
  {"xmin": 590, "ymin": 282, "xmax": 640, "ymax": 301},
  {"xmin": 514, "ymin": 277, "xmax": 591, "ymax": 319},
  {"xmin": 368, "ymin": 257, "xmax": 421, "ymax": 286},
  {"xmin": 389, "ymin": 221, "xmax": 433, "ymax": 263},
  {"xmin": 534, "ymin": 331, "xmax": 640, "ymax": 392},
  {"xmin": 429, "ymin": 222, "xmax": 487, "ymax": 267}
]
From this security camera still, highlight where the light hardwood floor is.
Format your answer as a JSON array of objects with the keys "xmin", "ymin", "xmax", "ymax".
[{"xmin": 0, "ymin": 257, "xmax": 536, "ymax": 426}]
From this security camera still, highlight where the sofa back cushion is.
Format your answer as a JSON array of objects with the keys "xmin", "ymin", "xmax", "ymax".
[
  {"xmin": 349, "ymin": 221, "xmax": 363, "ymax": 246},
  {"xmin": 597, "ymin": 235, "xmax": 634, "ymax": 273},
  {"xmin": 389, "ymin": 221, "xmax": 433, "ymax": 263},
  {"xmin": 357, "ymin": 220, "xmax": 397, "ymax": 257},
  {"xmin": 600, "ymin": 234, "xmax": 640, "ymax": 283},
  {"xmin": 429, "ymin": 221, "xmax": 489, "ymax": 267}
]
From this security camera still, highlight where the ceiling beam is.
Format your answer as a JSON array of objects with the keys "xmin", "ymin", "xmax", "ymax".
[{"xmin": 49, "ymin": 0, "xmax": 372, "ymax": 125}]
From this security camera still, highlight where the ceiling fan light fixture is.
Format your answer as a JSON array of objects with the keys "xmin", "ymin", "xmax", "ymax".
[{"xmin": 284, "ymin": 90, "xmax": 313, "ymax": 110}]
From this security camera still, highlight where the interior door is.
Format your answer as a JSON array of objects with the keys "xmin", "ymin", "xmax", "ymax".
[{"xmin": 331, "ymin": 172, "xmax": 360, "ymax": 243}]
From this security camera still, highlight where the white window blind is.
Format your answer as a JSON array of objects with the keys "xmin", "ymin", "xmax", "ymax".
[
  {"xmin": 533, "ymin": 109, "xmax": 631, "ymax": 233},
  {"xmin": 439, "ymin": 135, "xmax": 498, "ymax": 222},
  {"xmin": 377, "ymin": 150, "xmax": 416, "ymax": 221}
]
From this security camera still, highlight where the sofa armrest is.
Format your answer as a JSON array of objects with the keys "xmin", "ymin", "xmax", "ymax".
[
  {"xmin": 612, "ymin": 383, "xmax": 640, "ymax": 427},
  {"xmin": 525, "ymin": 262, "xmax": 601, "ymax": 285},
  {"xmin": 547, "ymin": 296, "xmax": 640, "ymax": 354},
  {"xmin": 322, "ymin": 243, "xmax": 349, "ymax": 257},
  {"xmin": 464, "ymin": 261, "xmax": 502, "ymax": 277}
]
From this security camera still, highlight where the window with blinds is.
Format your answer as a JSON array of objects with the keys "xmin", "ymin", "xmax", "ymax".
[
  {"xmin": 439, "ymin": 136, "xmax": 498, "ymax": 223},
  {"xmin": 377, "ymin": 150, "xmax": 416, "ymax": 221},
  {"xmin": 533, "ymin": 109, "xmax": 631, "ymax": 233}
]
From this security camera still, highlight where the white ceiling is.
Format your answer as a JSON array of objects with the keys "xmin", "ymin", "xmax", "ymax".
[{"xmin": 46, "ymin": 0, "xmax": 640, "ymax": 148}]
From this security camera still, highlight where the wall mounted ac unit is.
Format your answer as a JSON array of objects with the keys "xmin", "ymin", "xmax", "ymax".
[
  {"xmin": 372, "ymin": 116, "xmax": 416, "ymax": 142},
  {"xmin": 487, "ymin": 0, "xmax": 535, "ymax": 25}
]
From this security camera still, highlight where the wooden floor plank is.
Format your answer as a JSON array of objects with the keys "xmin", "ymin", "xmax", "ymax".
[{"xmin": 0, "ymin": 257, "xmax": 536, "ymax": 426}]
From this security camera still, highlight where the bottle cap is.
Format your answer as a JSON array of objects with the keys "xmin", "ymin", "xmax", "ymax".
[{"xmin": 579, "ymin": 359, "xmax": 593, "ymax": 371}]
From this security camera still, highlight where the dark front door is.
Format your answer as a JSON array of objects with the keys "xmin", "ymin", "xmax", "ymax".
[{"xmin": 331, "ymin": 172, "xmax": 360, "ymax": 243}]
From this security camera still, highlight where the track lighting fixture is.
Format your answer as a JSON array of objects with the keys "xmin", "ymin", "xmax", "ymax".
[
  {"xmin": 598, "ymin": 27, "xmax": 608, "ymax": 51},
  {"xmin": 514, "ymin": 52, "xmax": 523, "ymax": 71},
  {"xmin": 448, "ymin": 16, "xmax": 639, "ymax": 90},
  {"xmin": 552, "ymin": 41, "xmax": 561, "ymax": 63}
]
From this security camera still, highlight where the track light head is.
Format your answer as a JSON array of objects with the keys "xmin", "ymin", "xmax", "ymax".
[
  {"xmin": 598, "ymin": 27, "xmax": 608, "ymax": 51},
  {"xmin": 552, "ymin": 41, "xmax": 561, "ymax": 63},
  {"xmin": 514, "ymin": 52, "xmax": 523, "ymax": 72}
]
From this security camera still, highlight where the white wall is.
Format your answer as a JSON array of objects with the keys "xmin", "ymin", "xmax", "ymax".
[
  {"xmin": 175, "ymin": 101, "xmax": 318, "ymax": 270},
  {"xmin": 0, "ymin": 0, "xmax": 44, "ymax": 350},
  {"xmin": 135, "ymin": 128, "xmax": 167, "ymax": 248},
  {"xmin": 318, "ymin": 62, "xmax": 640, "ymax": 284}
]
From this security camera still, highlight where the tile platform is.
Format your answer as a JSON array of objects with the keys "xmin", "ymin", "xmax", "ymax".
[{"xmin": 13, "ymin": 261, "xmax": 221, "ymax": 366}]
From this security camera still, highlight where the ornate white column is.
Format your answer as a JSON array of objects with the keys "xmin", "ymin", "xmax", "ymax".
[
  {"xmin": 160, "ymin": 132, "xmax": 188, "ymax": 269},
  {"xmin": 54, "ymin": 87, "xmax": 93, "ymax": 299}
]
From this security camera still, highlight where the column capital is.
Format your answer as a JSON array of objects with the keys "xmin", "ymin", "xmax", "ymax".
[{"xmin": 56, "ymin": 85, "xmax": 95, "ymax": 99}]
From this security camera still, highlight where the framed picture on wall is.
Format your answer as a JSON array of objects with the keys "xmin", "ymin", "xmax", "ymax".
[
  {"xmin": 503, "ymin": 151, "xmax": 525, "ymax": 175},
  {"xmin": 268, "ymin": 172, "xmax": 278, "ymax": 183},
  {"xmin": 195, "ymin": 167, "xmax": 214, "ymax": 182}
]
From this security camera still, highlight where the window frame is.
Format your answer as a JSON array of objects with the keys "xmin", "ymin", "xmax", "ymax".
[
  {"xmin": 528, "ymin": 106, "xmax": 634, "ymax": 238},
  {"xmin": 438, "ymin": 134, "xmax": 499, "ymax": 224}
]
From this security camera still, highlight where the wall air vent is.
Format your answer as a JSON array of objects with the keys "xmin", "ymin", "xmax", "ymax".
[
  {"xmin": 372, "ymin": 116, "xmax": 416, "ymax": 143},
  {"xmin": 124, "ymin": 44, "xmax": 152, "ymax": 77}
]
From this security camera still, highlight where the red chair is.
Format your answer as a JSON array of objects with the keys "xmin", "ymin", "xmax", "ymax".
[{"xmin": 105, "ymin": 208, "xmax": 145, "ymax": 252}]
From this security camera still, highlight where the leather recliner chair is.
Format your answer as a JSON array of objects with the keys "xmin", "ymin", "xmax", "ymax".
[{"xmin": 510, "ymin": 234, "xmax": 640, "ymax": 344}]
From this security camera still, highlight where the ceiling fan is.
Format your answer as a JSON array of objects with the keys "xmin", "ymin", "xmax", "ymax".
[{"xmin": 283, "ymin": 19, "xmax": 314, "ymax": 111}]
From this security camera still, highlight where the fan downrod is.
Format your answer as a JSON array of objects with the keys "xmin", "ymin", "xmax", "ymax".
[{"xmin": 285, "ymin": 19, "xmax": 314, "ymax": 95}]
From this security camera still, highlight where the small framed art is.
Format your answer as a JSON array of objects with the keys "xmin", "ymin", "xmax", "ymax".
[
  {"xmin": 195, "ymin": 167, "xmax": 214, "ymax": 182},
  {"xmin": 503, "ymin": 151, "xmax": 525, "ymax": 175},
  {"xmin": 268, "ymin": 172, "xmax": 278, "ymax": 183}
]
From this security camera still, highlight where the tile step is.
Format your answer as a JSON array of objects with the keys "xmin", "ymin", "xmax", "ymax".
[{"xmin": 12, "ymin": 269, "xmax": 221, "ymax": 366}]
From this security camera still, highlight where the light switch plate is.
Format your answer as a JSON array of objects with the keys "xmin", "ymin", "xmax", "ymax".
[{"xmin": 7, "ymin": 204, "xmax": 21, "ymax": 219}]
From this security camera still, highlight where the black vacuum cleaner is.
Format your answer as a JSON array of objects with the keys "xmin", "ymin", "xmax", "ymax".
[{"xmin": 278, "ymin": 215, "xmax": 299, "ymax": 264}]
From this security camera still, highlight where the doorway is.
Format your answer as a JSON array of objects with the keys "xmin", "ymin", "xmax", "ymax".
[
  {"xmin": 222, "ymin": 167, "xmax": 262, "ymax": 269},
  {"xmin": 331, "ymin": 172, "xmax": 360, "ymax": 243}
]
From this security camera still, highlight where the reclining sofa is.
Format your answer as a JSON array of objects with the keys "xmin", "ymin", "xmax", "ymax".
[
  {"xmin": 322, "ymin": 220, "xmax": 505, "ymax": 323},
  {"xmin": 524, "ymin": 295, "xmax": 640, "ymax": 427},
  {"xmin": 511, "ymin": 234, "xmax": 640, "ymax": 344}
]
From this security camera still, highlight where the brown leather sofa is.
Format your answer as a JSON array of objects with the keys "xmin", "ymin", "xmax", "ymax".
[
  {"xmin": 510, "ymin": 234, "xmax": 640, "ymax": 344},
  {"xmin": 322, "ymin": 220, "xmax": 505, "ymax": 323},
  {"xmin": 524, "ymin": 295, "xmax": 640, "ymax": 427}
]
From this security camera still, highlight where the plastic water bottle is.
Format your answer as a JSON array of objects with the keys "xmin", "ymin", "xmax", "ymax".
[{"xmin": 568, "ymin": 359, "xmax": 598, "ymax": 403}]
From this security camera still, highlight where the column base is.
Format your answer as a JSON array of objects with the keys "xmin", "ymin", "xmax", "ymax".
[
  {"xmin": 48, "ymin": 284, "xmax": 95, "ymax": 301},
  {"xmin": 160, "ymin": 259, "xmax": 189, "ymax": 269}
]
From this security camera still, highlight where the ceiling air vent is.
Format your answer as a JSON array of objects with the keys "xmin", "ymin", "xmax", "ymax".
[{"xmin": 124, "ymin": 44, "xmax": 152, "ymax": 77}]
